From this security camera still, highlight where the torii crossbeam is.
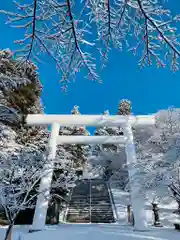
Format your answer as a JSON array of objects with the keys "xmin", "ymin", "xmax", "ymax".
[{"xmin": 26, "ymin": 114, "xmax": 155, "ymax": 231}]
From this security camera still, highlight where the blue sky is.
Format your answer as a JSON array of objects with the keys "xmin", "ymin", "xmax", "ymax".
[{"xmin": 0, "ymin": 1, "xmax": 180, "ymax": 116}]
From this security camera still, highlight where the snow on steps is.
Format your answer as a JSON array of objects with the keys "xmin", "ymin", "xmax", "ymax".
[{"xmin": 109, "ymin": 182, "xmax": 129, "ymax": 225}]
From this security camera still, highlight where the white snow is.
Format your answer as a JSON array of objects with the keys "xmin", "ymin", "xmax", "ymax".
[
  {"xmin": 110, "ymin": 182, "xmax": 129, "ymax": 224},
  {"xmin": 0, "ymin": 225, "xmax": 30, "ymax": 240},
  {"xmin": 110, "ymin": 183, "xmax": 180, "ymax": 227},
  {"xmin": 26, "ymin": 114, "xmax": 155, "ymax": 127},
  {"xmin": 1, "ymin": 224, "xmax": 180, "ymax": 240}
]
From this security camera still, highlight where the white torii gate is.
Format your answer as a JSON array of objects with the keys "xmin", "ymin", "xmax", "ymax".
[{"xmin": 26, "ymin": 114, "xmax": 155, "ymax": 231}]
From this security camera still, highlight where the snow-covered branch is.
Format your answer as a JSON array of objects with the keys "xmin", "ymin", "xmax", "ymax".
[
  {"xmin": 1, "ymin": 0, "xmax": 179, "ymax": 88},
  {"xmin": 133, "ymin": 108, "xmax": 180, "ymax": 192}
]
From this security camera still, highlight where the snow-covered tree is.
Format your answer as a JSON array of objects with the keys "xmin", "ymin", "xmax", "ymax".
[
  {"xmin": 59, "ymin": 105, "xmax": 90, "ymax": 169},
  {"xmin": 0, "ymin": 50, "xmax": 79, "ymax": 238},
  {"xmin": 0, "ymin": 50, "xmax": 43, "ymax": 238},
  {"xmin": 169, "ymin": 177, "xmax": 180, "ymax": 213},
  {"xmin": 91, "ymin": 100, "xmax": 132, "ymax": 185},
  {"xmin": 0, "ymin": 143, "xmax": 79, "ymax": 240},
  {"xmin": 0, "ymin": 48, "xmax": 48, "ymax": 149},
  {"xmin": 131, "ymin": 108, "xmax": 180, "ymax": 200},
  {"xmin": 0, "ymin": 149, "xmax": 45, "ymax": 240},
  {"xmin": 117, "ymin": 99, "xmax": 132, "ymax": 116},
  {"xmin": 1, "ymin": 1, "xmax": 180, "ymax": 89}
]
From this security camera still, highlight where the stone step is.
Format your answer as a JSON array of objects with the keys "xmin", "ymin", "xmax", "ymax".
[
  {"xmin": 69, "ymin": 200, "xmax": 110, "ymax": 204},
  {"xmin": 68, "ymin": 209, "xmax": 113, "ymax": 212},
  {"xmin": 67, "ymin": 215, "xmax": 114, "ymax": 220},
  {"xmin": 70, "ymin": 198, "xmax": 110, "ymax": 201},
  {"xmin": 70, "ymin": 197, "xmax": 110, "ymax": 201},
  {"xmin": 67, "ymin": 213, "xmax": 113, "ymax": 217},
  {"xmin": 66, "ymin": 179, "xmax": 115, "ymax": 223},
  {"xmin": 68, "ymin": 206, "xmax": 111, "ymax": 209},
  {"xmin": 68, "ymin": 209, "xmax": 112, "ymax": 213},
  {"xmin": 68, "ymin": 208, "xmax": 112, "ymax": 212},
  {"xmin": 69, "ymin": 201, "xmax": 110, "ymax": 204}
]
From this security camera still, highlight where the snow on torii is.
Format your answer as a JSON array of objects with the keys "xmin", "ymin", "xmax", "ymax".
[{"xmin": 25, "ymin": 114, "xmax": 155, "ymax": 231}]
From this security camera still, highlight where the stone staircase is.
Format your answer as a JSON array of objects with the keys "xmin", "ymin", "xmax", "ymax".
[{"xmin": 66, "ymin": 179, "xmax": 115, "ymax": 223}]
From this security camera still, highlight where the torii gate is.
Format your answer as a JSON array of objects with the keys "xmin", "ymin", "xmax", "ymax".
[{"xmin": 26, "ymin": 114, "xmax": 155, "ymax": 231}]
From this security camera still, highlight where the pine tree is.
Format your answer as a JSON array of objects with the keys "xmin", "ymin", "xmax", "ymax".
[
  {"xmin": 117, "ymin": 99, "xmax": 132, "ymax": 115},
  {"xmin": 0, "ymin": 48, "xmax": 49, "ymax": 151}
]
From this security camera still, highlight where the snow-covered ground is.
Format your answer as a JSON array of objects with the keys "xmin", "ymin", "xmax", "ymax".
[
  {"xmin": 1, "ymin": 181, "xmax": 179, "ymax": 240},
  {"xmin": 110, "ymin": 182, "xmax": 180, "ymax": 227},
  {"xmin": 1, "ymin": 224, "xmax": 180, "ymax": 240},
  {"xmin": 0, "ymin": 225, "xmax": 30, "ymax": 240},
  {"xmin": 110, "ymin": 182, "xmax": 129, "ymax": 224}
]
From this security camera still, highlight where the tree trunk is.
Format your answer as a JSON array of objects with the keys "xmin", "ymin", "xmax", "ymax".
[{"xmin": 4, "ymin": 222, "xmax": 14, "ymax": 240}]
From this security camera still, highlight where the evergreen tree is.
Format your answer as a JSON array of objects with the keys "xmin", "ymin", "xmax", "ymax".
[
  {"xmin": 0, "ymin": 49, "xmax": 50, "ymax": 237},
  {"xmin": 117, "ymin": 99, "xmax": 132, "ymax": 115}
]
